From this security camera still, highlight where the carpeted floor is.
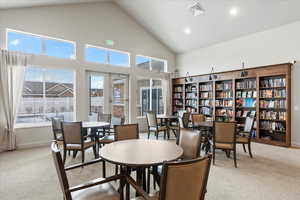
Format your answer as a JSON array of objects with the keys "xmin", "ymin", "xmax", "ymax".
[{"xmin": 1, "ymin": 135, "xmax": 300, "ymax": 200}]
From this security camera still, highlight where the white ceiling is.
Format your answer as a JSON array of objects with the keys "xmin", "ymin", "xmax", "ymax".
[
  {"xmin": 116, "ymin": 0, "xmax": 300, "ymax": 53},
  {"xmin": 0, "ymin": 0, "xmax": 109, "ymax": 9},
  {"xmin": 1, "ymin": 0, "xmax": 300, "ymax": 54}
]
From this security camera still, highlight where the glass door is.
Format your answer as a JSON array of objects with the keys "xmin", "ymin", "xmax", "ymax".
[
  {"xmin": 87, "ymin": 72, "xmax": 129, "ymax": 122},
  {"xmin": 111, "ymin": 74, "xmax": 129, "ymax": 122}
]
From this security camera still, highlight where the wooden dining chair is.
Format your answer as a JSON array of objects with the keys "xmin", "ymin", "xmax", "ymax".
[
  {"xmin": 131, "ymin": 155, "xmax": 212, "ymax": 200},
  {"xmin": 191, "ymin": 114, "xmax": 205, "ymax": 130},
  {"xmin": 51, "ymin": 116, "xmax": 64, "ymax": 142},
  {"xmin": 146, "ymin": 111, "xmax": 168, "ymax": 140},
  {"xmin": 97, "ymin": 113, "xmax": 112, "ymax": 136},
  {"xmin": 212, "ymin": 121, "xmax": 237, "ymax": 168},
  {"xmin": 51, "ymin": 142, "xmax": 119, "ymax": 200},
  {"xmin": 236, "ymin": 114, "xmax": 255, "ymax": 158},
  {"xmin": 61, "ymin": 121, "xmax": 97, "ymax": 164},
  {"xmin": 149, "ymin": 128, "xmax": 202, "ymax": 190},
  {"xmin": 181, "ymin": 112, "xmax": 191, "ymax": 128}
]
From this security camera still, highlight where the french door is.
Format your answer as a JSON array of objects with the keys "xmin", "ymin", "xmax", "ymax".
[{"xmin": 87, "ymin": 72, "xmax": 129, "ymax": 122}]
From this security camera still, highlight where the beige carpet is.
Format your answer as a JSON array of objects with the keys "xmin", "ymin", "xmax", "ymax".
[{"xmin": 1, "ymin": 136, "xmax": 300, "ymax": 200}]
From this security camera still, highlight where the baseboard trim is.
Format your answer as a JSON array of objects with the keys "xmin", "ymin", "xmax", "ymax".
[
  {"xmin": 17, "ymin": 141, "xmax": 51, "ymax": 149},
  {"xmin": 291, "ymin": 142, "xmax": 300, "ymax": 148}
]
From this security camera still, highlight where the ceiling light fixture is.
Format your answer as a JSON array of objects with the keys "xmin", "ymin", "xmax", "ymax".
[
  {"xmin": 184, "ymin": 27, "xmax": 192, "ymax": 35},
  {"xmin": 229, "ymin": 7, "xmax": 239, "ymax": 16},
  {"xmin": 188, "ymin": 1, "xmax": 205, "ymax": 16}
]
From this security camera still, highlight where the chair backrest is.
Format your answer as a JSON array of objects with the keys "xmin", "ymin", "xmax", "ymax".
[
  {"xmin": 191, "ymin": 114, "xmax": 205, "ymax": 125},
  {"xmin": 179, "ymin": 129, "xmax": 201, "ymax": 159},
  {"xmin": 213, "ymin": 122, "xmax": 236, "ymax": 144},
  {"xmin": 181, "ymin": 112, "xmax": 190, "ymax": 128},
  {"xmin": 98, "ymin": 113, "xmax": 112, "ymax": 123},
  {"xmin": 159, "ymin": 156, "xmax": 212, "ymax": 200},
  {"xmin": 244, "ymin": 114, "xmax": 255, "ymax": 133},
  {"xmin": 146, "ymin": 111, "xmax": 157, "ymax": 127},
  {"xmin": 61, "ymin": 121, "xmax": 83, "ymax": 145},
  {"xmin": 51, "ymin": 142, "xmax": 72, "ymax": 200},
  {"xmin": 111, "ymin": 116, "xmax": 125, "ymax": 126},
  {"xmin": 114, "ymin": 124, "xmax": 139, "ymax": 141},
  {"xmin": 51, "ymin": 116, "xmax": 64, "ymax": 140}
]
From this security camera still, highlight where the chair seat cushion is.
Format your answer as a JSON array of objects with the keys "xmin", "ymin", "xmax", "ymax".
[
  {"xmin": 236, "ymin": 136, "xmax": 249, "ymax": 143},
  {"xmin": 215, "ymin": 143, "xmax": 233, "ymax": 150},
  {"xmin": 99, "ymin": 135, "xmax": 115, "ymax": 143},
  {"xmin": 149, "ymin": 126, "xmax": 167, "ymax": 131},
  {"xmin": 66, "ymin": 140, "xmax": 95, "ymax": 150},
  {"xmin": 72, "ymin": 181, "xmax": 119, "ymax": 200}
]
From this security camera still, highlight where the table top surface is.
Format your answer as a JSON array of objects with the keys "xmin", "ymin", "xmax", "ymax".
[
  {"xmin": 157, "ymin": 115, "xmax": 178, "ymax": 119},
  {"xmin": 100, "ymin": 139, "xmax": 183, "ymax": 167},
  {"xmin": 197, "ymin": 121, "xmax": 214, "ymax": 127},
  {"xmin": 82, "ymin": 121, "xmax": 110, "ymax": 128}
]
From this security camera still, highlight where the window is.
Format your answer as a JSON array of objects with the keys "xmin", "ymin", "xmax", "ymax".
[
  {"xmin": 7, "ymin": 29, "xmax": 76, "ymax": 59},
  {"xmin": 85, "ymin": 45, "xmax": 130, "ymax": 67},
  {"xmin": 136, "ymin": 79, "xmax": 164, "ymax": 117},
  {"xmin": 136, "ymin": 55, "xmax": 167, "ymax": 72},
  {"xmin": 16, "ymin": 67, "xmax": 75, "ymax": 124}
]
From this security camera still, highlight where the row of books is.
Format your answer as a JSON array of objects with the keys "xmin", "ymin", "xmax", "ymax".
[
  {"xmin": 260, "ymin": 111, "xmax": 287, "ymax": 120},
  {"xmin": 236, "ymin": 99, "xmax": 256, "ymax": 107},
  {"xmin": 199, "ymin": 100, "xmax": 212, "ymax": 106},
  {"xmin": 260, "ymin": 89, "xmax": 287, "ymax": 98},
  {"xmin": 173, "ymin": 93, "xmax": 182, "ymax": 99},
  {"xmin": 199, "ymin": 84, "xmax": 212, "ymax": 91},
  {"xmin": 200, "ymin": 107, "xmax": 212, "ymax": 115},
  {"xmin": 186, "ymin": 93, "xmax": 197, "ymax": 99},
  {"xmin": 174, "ymin": 86, "xmax": 183, "ymax": 92},
  {"xmin": 260, "ymin": 121, "xmax": 286, "ymax": 132},
  {"xmin": 260, "ymin": 100, "xmax": 286, "ymax": 109},
  {"xmin": 236, "ymin": 90, "xmax": 257, "ymax": 98},
  {"xmin": 236, "ymin": 110, "xmax": 256, "ymax": 118},
  {"xmin": 215, "ymin": 109, "xmax": 233, "ymax": 117},
  {"xmin": 215, "ymin": 99, "xmax": 233, "ymax": 107},
  {"xmin": 216, "ymin": 91, "xmax": 233, "ymax": 98},
  {"xmin": 200, "ymin": 92, "xmax": 212, "ymax": 98},
  {"xmin": 186, "ymin": 100, "xmax": 197, "ymax": 107},
  {"xmin": 185, "ymin": 85, "xmax": 197, "ymax": 93},
  {"xmin": 236, "ymin": 79, "xmax": 256, "ymax": 89},
  {"xmin": 216, "ymin": 82, "xmax": 232, "ymax": 90},
  {"xmin": 260, "ymin": 78, "xmax": 286, "ymax": 88}
]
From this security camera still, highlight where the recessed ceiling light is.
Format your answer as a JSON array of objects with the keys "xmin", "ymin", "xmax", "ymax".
[
  {"xmin": 229, "ymin": 7, "xmax": 239, "ymax": 16},
  {"xmin": 184, "ymin": 28, "xmax": 192, "ymax": 35}
]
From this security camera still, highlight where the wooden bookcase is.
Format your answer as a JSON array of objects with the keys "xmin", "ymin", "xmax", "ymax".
[{"xmin": 172, "ymin": 63, "xmax": 292, "ymax": 147}]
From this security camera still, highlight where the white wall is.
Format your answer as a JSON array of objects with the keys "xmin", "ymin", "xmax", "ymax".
[
  {"xmin": 176, "ymin": 20, "xmax": 300, "ymax": 147},
  {"xmin": 0, "ymin": 2, "xmax": 175, "ymax": 149}
]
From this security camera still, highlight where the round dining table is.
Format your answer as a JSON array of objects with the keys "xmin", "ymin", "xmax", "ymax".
[{"xmin": 100, "ymin": 139, "xmax": 183, "ymax": 199}]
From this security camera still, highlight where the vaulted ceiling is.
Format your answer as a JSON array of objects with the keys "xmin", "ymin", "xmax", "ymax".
[{"xmin": 1, "ymin": 0, "xmax": 300, "ymax": 54}]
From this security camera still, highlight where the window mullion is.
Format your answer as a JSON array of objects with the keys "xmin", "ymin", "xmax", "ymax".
[{"xmin": 42, "ymin": 69, "xmax": 46, "ymax": 120}]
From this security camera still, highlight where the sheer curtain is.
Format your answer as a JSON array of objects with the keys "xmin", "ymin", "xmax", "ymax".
[
  {"xmin": 0, "ymin": 50, "xmax": 27, "ymax": 152},
  {"xmin": 162, "ymin": 73, "xmax": 172, "ymax": 115}
]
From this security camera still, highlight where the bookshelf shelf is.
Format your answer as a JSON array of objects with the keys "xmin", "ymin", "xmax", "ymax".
[{"xmin": 172, "ymin": 63, "xmax": 292, "ymax": 147}]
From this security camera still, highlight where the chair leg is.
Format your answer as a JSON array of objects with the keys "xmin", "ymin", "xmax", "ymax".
[
  {"xmin": 148, "ymin": 130, "xmax": 150, "ymax": 139},
  {"xmin": 212, "ymin": 147, "xmax": 215, "ymax": 165},
  {"xmin": 72, "ymin": 150, "xmax": 78, "ymax": 158},
  {"xmin": 248, "ymin": 142, "xmax": 253, "ymax": 158},
  {"xmin": 233, "ymin": 149, "xmax": 237, "ymax": 168},
  {"xmin": 156, "ymin": 131, "xmax": 158, "ymax": 140},
  {"xmin": 115, "ymin": 165, "xmax": 119, "ymax": 175},
  {"xmin": 93, "ymin": 145, "xmax": 97, "ymax": 159},
  {"xmin": 242, "ymin": 144, "xmax": 247, "ymax": 153},
  {"xmin": 102, "ymin": 161, "xmax": 106, "ymax": 178},
  {"xmin": 163, "ymin": 131, "xmax": 166, "ymax": 140},
  {"xmin": 147, "ymin": 168, "xmax": 150, "ymax": 193},
  {"xmin": 81, "ymin": 150, "xmax": 85, "ymax": 164},
  {"xmin": 63, "ymin": 149, "xmax": 67, "ymax": 164}
]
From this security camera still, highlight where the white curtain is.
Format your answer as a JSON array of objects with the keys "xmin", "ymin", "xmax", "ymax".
[
  {"xmin": 0, "ymin": 50, "xmax": 27, "ymax": 152},
  {"xmin": 162, "ymin": 73, "xmax": 172, "ymax": 115}
]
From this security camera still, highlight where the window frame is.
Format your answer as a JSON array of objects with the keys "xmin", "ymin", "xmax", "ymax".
[
  {"xmin": 6, "ymin": 28, "xmax": 77, "ymax": 60},
  {"xmin": 85, "ymin": 44, "xmax": 130, "ymax": 67},
  {"xmin": 16, "ymin": 66, "xmax": 76, "ymax": 126},
  {"xmin": 135, "ymin": 55, "xmax": 168, "ymax": 73}
]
